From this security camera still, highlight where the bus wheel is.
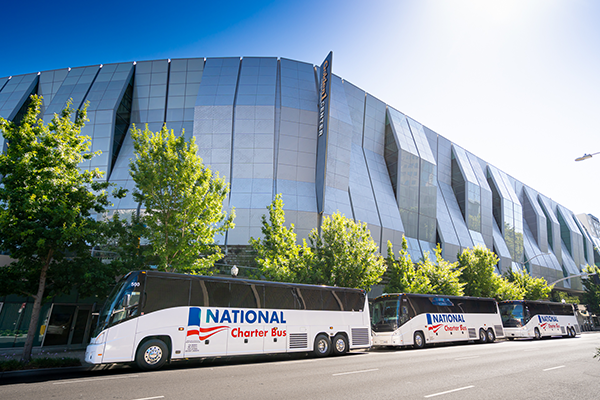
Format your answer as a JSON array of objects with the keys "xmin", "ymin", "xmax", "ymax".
[
  {"xmin": 534, "ymin": 328, "xmax": 542, "ymax": 340},
  {"xmin": 136, "ymin": 339, "xmax": 168, "ymax": 370},
  {"xmin": 569, "ymin": 327, "xmax": 576, "ymax": 338},
  {"xmin": 413, "ymin": 331, "xmax": 426, "ymax": 349},
  {"xmin": 478, "ymin": 329, "xmax": 488, "ymax": 343},
  {"xmin": 314, "ymin": 334, "xmax": 332, "ymax": 357},
  {"xmin": 332, "ymin": 334, "xmax": 348, "ymax": 356},
  {"xmin": 486, "ymin": 328, "xmax": 496, "ymax": 343}
]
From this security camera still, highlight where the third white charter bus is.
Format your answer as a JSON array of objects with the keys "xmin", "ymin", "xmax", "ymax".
[
  {"xmin": 371, "ymin": 293, "xmax": 505, "ymax": 349},
  {"xmin": 499, "ymin": 300, "xmax": 579, "ymax": 340},
  {"xmin": 86, "ymin": 271, "xmax": 371, "ymax": 370}
]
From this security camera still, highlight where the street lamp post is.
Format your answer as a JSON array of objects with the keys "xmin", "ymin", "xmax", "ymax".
[
  {"xmin": 575, "ymin": 151, "xmax": 600, "ymax": 162},
  {"xmin": 549, "ymin": 271, "xmax": 598, "ymax": 287}
]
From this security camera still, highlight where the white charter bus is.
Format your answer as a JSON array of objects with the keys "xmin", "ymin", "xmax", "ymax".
[
  {"xmin": 86, "ymin": 271, "xmax": 371, "ymax": 370},
  {"xmin": 499, "ymin": 300, "xmax": 579, "ymax": 340},
  {"xmin": 371, "ymin": 293, "xmax": 504, "ymax": 349}
]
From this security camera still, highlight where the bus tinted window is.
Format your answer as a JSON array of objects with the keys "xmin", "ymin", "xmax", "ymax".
[
  {"xmin": 264, "ymin": 285, "xmax": 299, "ymax": 310},
  {"xmin": 527, "ymin": 302, "xmax": 551, "ymax": 317},
  {"xmin": 549, "ymin": 303, "xmax": 575, "ymax": 316},
  {"xmin": 190, "ymin": 279, "xmax": 208, "ymax": 307},
  {"xmin": 344, "ymin": 291, "xmax": 365, "ymax": 311},
  {"xmin": 323, "ymin": 291, "xmax": 343, "ymax": 311},
  {"xmin": 143, "ymin": 277, "xmax": 190, "ymax": 313},
  {"xmin": 408, "ymin": 296, "xmax": 438, "ymax": 316},
  {"xmin": 230, "ymin": 282, "xmax": 259, "ymax": 308},
  {"xmin": 205, "ymin": 280, "xmax": 230, "ymax": 307},
  {"xmin": 298, "ymin": 288, "xmax": 322, "ymax": 310}
]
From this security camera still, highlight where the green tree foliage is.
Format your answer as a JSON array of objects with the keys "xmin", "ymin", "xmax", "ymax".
[
  {"xmin": 582, "ymin": 265, "xmax": 600, "ymax": 315},
  {"xmin": 458, "ymin": 245, "xmax": 500, "ymax": 297},
  {"xmin": 0, "ymin": 96, "xmax": 125, "ymax": 362},
  {"xmin": 417, "ymin": 245, "xmax": 465, "ymax": 296},
  {"xmin": 551, "ymin": 291, "xmax": 581, "ymax": 305},
  {"xmin": 130, "ymin": 125, "xmax": 234, "ymax": 273},
  {"xmin": 307, "ymin": 213, "xmax": 385, "ymax": 290},
  {"xmin": 384, "ymin": 238, "xmax": 430, "ymax": 294},
  {"xmin": 506, "ymin": 269, "xmax": 551, "ymax": 300},
  {"xmin": 494, "ymin": 276, "xmax": 524, "ymax": 301},
  {"xmin": 98, "ymin": 211, "xmax": 150, "ymax": 271},
  {"xmin": 250, "ymin": 194, "xmax": 312, "ymax": 282}
]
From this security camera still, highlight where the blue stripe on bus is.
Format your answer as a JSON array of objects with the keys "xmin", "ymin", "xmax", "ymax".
[{"xmin": 189, "ymin": 307, "xmax": 201, "ymax": 326}]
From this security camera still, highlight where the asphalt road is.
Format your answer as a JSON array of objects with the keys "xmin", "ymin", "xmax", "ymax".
[{"xmin": 2, "ymin": 332, "xmax": 599, "ymax": 400}]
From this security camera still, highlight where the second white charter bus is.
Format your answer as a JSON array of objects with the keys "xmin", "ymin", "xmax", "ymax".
[
  {"xmin": 371, "ymin": 293, "xmax": 505, "ymax": 349},
  {"xmin": 499, "ymin": 300, "xmax": 579, "ymax": 340},
  {"xmin": 86, "ymin": 271, "xmax": 371, "ymax": 370}
]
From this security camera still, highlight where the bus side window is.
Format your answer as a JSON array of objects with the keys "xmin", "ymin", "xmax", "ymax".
[
  {"xmin": 143, "ymin": 277, "xmax": 191, "ymax": 314},
  {"xmin": 204, "ymin": 281, "xmax": 230, "ymax": 307},
  {"xmin": 297, "ymin": 288, "xmax": 323, "ymax": 311},
  {"xmin": 264, "ymin": 285, "xmax": 299, "ymax": 310},
  {"xmin": 190, "ymin": 279, "xmax": 208, "ymax": 307},
  {"xmin": 400, "ymin": 306, "xmax": 409, "ymax": 325},
  {"xmin": 230, "ymin": 282, "xmax": 259, "ymax": 308}
]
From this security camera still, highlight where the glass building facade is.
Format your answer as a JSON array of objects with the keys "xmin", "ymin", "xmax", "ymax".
[{"xmin": 1, "ymin": 56, "xmax": 599, "ymax": 347}]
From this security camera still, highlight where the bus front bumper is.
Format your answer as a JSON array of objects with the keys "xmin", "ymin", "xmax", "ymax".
[{"xmin": 85, "ymin": 342, "xmax": 106, "ymax": 364}]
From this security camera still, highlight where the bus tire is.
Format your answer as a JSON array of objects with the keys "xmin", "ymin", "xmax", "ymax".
[
  {"xmin": 136, "ymin": 339, "xmax": 168, "ymax": 370},
  {"xmin": 486, "ymin": 328, "xmax": 496, "ymax": 343},
  {"xmin": 534, "ymin": 328, "xmax": 542, "ymax": 340},
  {"xmin": 569, "ymin": 327, "xmax": 576, "ymax": 338},
  {"xmin": 413, "ymin": 331, "xmax": 426, "ymax": 349},
  {"xmin": 332, "ymin": 334, "xmax": 348, "ymax": 356},
  {"xmin": 313, "ymin": 334, "xmax": 332, "ymax": 357},
  {"xmin": 478, "ymin": 328, "xmax": 488, "ymax": 343}
]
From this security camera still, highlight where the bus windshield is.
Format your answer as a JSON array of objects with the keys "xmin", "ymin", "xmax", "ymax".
[
  {"xmin": 499, "ymin": 302, "xmax": 525, "ymax": 327},
  {"xmin": 93, "ymin": 272, "xmax": 142, "ymax": 337},
  {"xmin": 372, "ymin": 298, "xmax": 400, "ymax": 332}
]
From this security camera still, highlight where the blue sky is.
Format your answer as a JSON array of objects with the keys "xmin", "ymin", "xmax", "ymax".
[{"xmin": 3, "ymin": 0, "xmax": 599, "ymax": 218}]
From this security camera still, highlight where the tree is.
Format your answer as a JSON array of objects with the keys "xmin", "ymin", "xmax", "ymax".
[
  {"xmin": 582, "ymin": 265, "xmax": 600, "ymax": 315},
  {"xmin": 494, "ymin": 276, "xmax": 524, "ymax": 301},
  {"xmin": 506, "ymin": 269, "xmax": 550, "ymax": 300},
  {"xmin": 417, "ymin": 245, "xmax": 465, "ymax": 296},
  {"xmin": 250, "ymin": 193, "xmax": 312, "ymax": 282},
  {"xmin": 130, "ymin": 124, "xmax": 234, "ymax": 273},
  {"xmin": 458, "ymin": 245, "xmax": 502, "ymax": 298},
  {"xmin": 384, "ymin": 238, "xmax": 430, "ymax": 294},
  {"xmin": 307, "ymin": 213, "xmax": 386, "ymax": 290},
  {"xmin": 0, "ymin": 96, "xmax": 124, "ymax": 362}
]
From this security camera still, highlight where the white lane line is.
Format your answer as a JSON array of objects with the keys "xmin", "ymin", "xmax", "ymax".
[
  {"xmin": 132, "ymin": 397, "xmax": 164, "ymax": 400},
  {"xmin": 424, "ymin": 385, "xmax": 475, "ymax": 398},
  {"xmin": 53, "ymin": 375, "xmax": 139, "ymax": 385},
  {"xmin": 332, "ymin": 368, "xmax": 379, "ymax": 376},
  {"xmin": 454, "ymin": 356, "xmax": 480, "ymax": 361},
  {"xmin": 543, "ymin": 365, "xmax": 565, "ymax": 372}
]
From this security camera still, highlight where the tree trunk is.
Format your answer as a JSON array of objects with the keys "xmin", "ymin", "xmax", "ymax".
[{"xmin": 20, "ymin": 257, "xmax": 50, "ymax": 363}]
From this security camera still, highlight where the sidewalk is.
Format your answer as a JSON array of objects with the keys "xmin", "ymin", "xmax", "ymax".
[
  {"xmin": 0, "ymin": 346, "xmax": 87, "ymax": 363},
  {"xmin": 0, "ymin": 346, "xmax": 91, "ymax": 380}
]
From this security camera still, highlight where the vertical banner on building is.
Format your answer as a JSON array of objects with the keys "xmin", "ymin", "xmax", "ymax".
[{"xmin": 315, "ymin": 51, "xmax": 332, "ymax": 214}]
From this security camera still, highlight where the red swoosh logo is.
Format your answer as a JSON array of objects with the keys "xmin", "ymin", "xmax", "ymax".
[
  {"xmin": 428, "ymin": 324, "xmax": 442, "ymax": 333},
  {"xmin": 187, "ymin": 325, "xmax": 229, "ymax": 340}
]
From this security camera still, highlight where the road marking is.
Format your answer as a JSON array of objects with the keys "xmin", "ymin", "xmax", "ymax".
[
  {"xmin": 454, "ymin": 356, "xmax": 480, "ymax": 360},
  {"xmin": 543, "ymin": 365, "xmax": 565, "ymax": 371},
  {"xmin": 53, "ymin": 375, "xmax": 139, "ymax": 385},
  {"xmin": 332, "ymin": 368, "xmax": 379, "ymax": 376},
  {"xmin": 424, "ymin": 385, "xmax": 475, "ymax": 398},
  {"xmin": 132, "ymin": 397, "xmax": 164, "ymax": 400}
]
